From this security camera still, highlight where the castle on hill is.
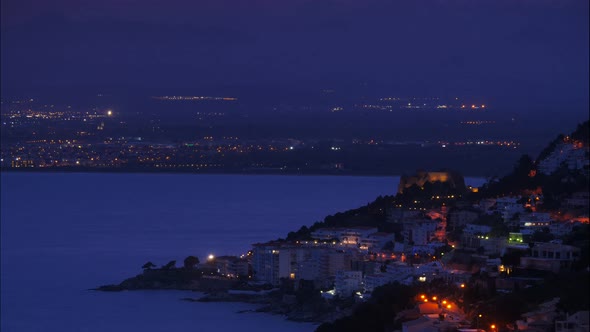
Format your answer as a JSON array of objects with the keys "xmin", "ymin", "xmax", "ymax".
[{"xmin": 398, "ymin": 170, "xmax": 466, "ymax": 194}]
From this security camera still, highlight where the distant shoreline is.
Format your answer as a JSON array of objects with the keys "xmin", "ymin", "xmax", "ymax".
[{"xmin": 0, "ymin": 167, "xmax": 489, "ymax": 179}]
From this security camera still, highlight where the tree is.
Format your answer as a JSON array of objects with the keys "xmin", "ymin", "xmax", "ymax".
[
  {"xmin": 183, "ymin": 256, "xmax": 200, "ymax": 269},
  {"xmin": 570, "ymin": 120, "xmax": 589, "ymax": 143},
  {"xmin": 161, "ymin": 260, "xmax": 176, "ymax": 270},
  {"xmin": 142, "ymin": 261, "xmax": 156, "ymax": 270},
  {"xmin": 537, "ymin": 134, "xmax": 564, "ymax": 161}
]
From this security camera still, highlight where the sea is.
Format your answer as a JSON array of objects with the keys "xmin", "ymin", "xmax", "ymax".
[{"xmin": 0, "ymin": 172, "xmax": 485, "ymax": 332}]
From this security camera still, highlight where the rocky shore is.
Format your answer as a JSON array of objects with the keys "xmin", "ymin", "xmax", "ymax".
[
  {"xmin": 95, "ymin": 266, "xmax": 351, "ymax": 324},
  {"xmin": 95, "ymin": 268, "xmax": 239, "ymax": 292},
  {"xmin": 194, "ymin": 290, "xmax": 353, "ymax": 323}
]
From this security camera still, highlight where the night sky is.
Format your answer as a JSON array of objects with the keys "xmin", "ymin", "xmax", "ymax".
[{"xmin": 1, "ymin": 0, "xmax": 588, "ymax": 113}]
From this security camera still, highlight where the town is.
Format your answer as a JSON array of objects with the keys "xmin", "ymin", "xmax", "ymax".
[
  {"xmin": 3, "ymin": 1, "xmax": 587, "ymax": 331},
  {"xmin": 98, "ymin": 121, "xmax": 589, "ymax": 332},
  {"xmin": 1, "ymin": 96, "xmax": 531, "ymax": 176}
]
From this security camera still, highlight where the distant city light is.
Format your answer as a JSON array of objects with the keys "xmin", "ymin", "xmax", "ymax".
[
  {"xmin": 208, "ymin": 254, "xmax": 215, "ymax": 261},
  {"xmin": 152, "ymin": 96, "xmax": 237, "ymax": 101},
  {"xmin": 107, "ymin": 110, "xmax": 112, "ymax": 116}
]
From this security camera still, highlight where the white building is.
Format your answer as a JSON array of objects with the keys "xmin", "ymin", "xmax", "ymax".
[
  {"xmin": 555, "ymin": 311, "xmax": 590, "ymax": 332},
  {"xmin": 403, "ymin": 221, "xmax": 437, "ymax": 245},
  {"xmin": 363, "ymin": 262, "xmax": 416, "ymax": 293},
  {"xmin": 463, "ymin": 224, "xmax": 492, "ymax": 236},
  {"xmin": 520, "ymin": 242, "xmax": 581, "ymax": 273},
  {"xmin": 538, "ymin": 142, "xmax": 589, "ymax": 175},
  {"xmin": 414, "ymin": 261, "xmax": 444, "ymax": 278},
  {"xmin": 448, "ymin": 209, "xmax": 480, "ymax": 228},
  {"xmin": 516, "ymin": 297, "xmax": 561, "ymax": 331},
  {"xmin": 363, "ymin": 274, "xmax": 391, "ymax": 293},
  {"xmin": 519, "ymin": 212, "xmax": 552, "ymax": 235},
  {"xmin": 214, "ymin": 256, "xmax": 249, "ymax": 278},
  {"xmin": 293, "ymin": 247, "xmax": 331, "ymax": 282},
  {"xmin": 339, "ymin": 227, "xmax": 379, "ymax": 246},
  {"xmin": 502, "ymin": 205, "xmax": 525, "ymax": 223},
  {"xmin": 326, "ymin": 250, "xmax": 352, "ymax": 276},
  {"xmin": 252, "ymin": 241, "xmax": 358, "ymax": 286},
  {"xmin": 310, "ymin": 227, "xmax": 345, "ymax": 240},
  {"xmin": 311, "ymin": 226, "xmax": 379, "ymax": 246},
  {"xmin": 359, "ymin": 232, "xmax": 396, "ymax": 250},
  {"xmin": 492, "ymin": 196, "xmax": 525, "ymax": 222},
  {"xmin": 252, "ymin": 242, "xmax": 284, "ymax": 286},
  {"xmin": 334, "ymin": 270, "xmax": 363, "ymax": 297}
]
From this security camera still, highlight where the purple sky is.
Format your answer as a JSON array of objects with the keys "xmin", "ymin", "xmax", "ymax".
[{"xmin": 1, "ymin": 0, "xmax": 588, "ymax": 111}]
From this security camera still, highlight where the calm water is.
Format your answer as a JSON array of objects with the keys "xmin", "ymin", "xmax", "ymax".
[{"xmin": 1, "ymin": 172, "xmax": 484, "ymax": 332}]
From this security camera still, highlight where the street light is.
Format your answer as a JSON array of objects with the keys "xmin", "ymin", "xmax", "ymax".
[{"xmin": 475, "ymin": 314, "xmax": 483, "ymax": 329}]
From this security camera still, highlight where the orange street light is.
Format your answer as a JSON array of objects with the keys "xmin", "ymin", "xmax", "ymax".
[
  {"xmin": 420, "ymin": 295, "xmax": 426, "ymax": 299},
  {"xmin": 491, "ymin": 324, "xmax": 496, "ymax": 330},
  {"xmin": 424, "ymin": 299, "xmax": 428, "ymax": 302},
  {"xmin": 460, "ymin": 283, "xmax": 465, "ymax": 288},
  {"xmin": 432, "ymin": 296, "xmax": 437, "ymax": 301},
  {"xmin": 442, "ymin": 300, "xmax": 447, "ymax": 304}
]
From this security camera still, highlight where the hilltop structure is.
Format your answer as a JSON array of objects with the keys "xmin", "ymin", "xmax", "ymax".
[{"xmin": 398, "ymin": 170, "xmax": 466, "ymax": 194}]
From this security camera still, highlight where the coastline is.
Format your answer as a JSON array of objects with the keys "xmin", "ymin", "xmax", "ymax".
[
  {"xmin": 2, "ymin": 173, "xmax": 386, "ymax": 332},
  {"xmin": 94, "ymin": 272, "xmax": 350, "ymax": 324},
  {"xmin": 0, "ymin": 166, "xmax": 490, "ymax": 179}
]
